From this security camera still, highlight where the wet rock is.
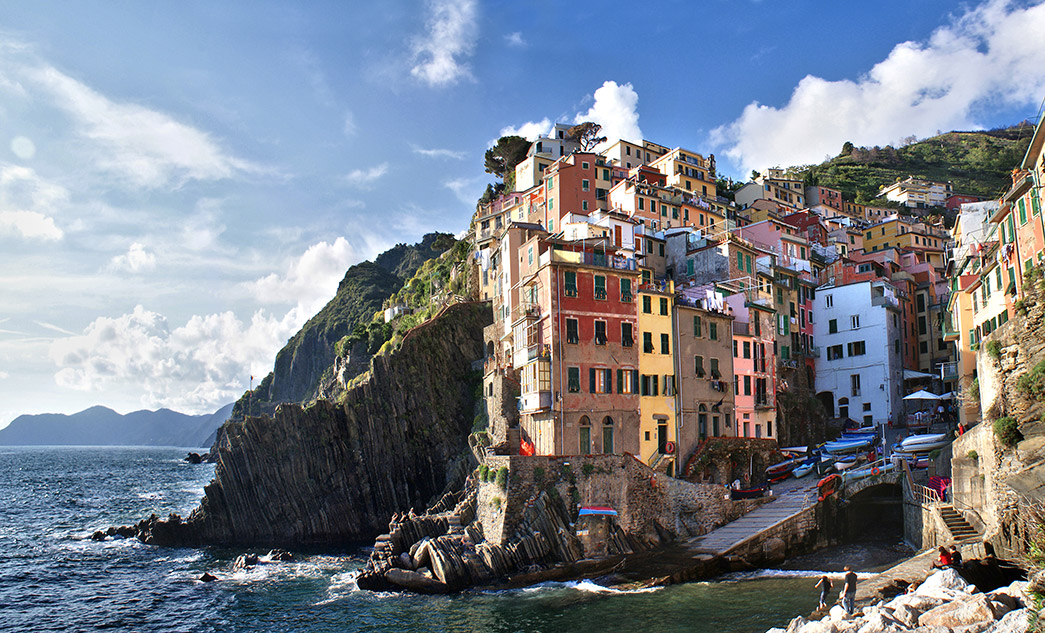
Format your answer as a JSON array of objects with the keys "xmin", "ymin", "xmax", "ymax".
[
  {"xmin": 233, "ymin": 554, "xmax": 259, "ymax": 570},
  {"xmin": 199, "ymin": 573, "xmax": 218, "ymax": 582},
  {"xmin": 91, "ymin": 531, "xmax": 106, "ymax": 541},
  {"xmin": 185, "ymin": 452, "xmax": 203, "ymax": 464},
  {"xmin": 762, "ymin": 537, "xmax": 786, "ymax": 564},
  {"xmin": 266, "ymin": 549, "xmax": 294, "ymax": 562},
  {"xmin": 384, "ymin": 568, "xmax": 449, "ymax": 594}
]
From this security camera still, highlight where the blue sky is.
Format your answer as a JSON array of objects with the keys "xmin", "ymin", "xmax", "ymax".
[{"xmin": 3, "ymin": 0, "xmax": 1045, "ymax": 427}]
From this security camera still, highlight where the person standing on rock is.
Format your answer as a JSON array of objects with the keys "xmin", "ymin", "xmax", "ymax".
[
  {"xmin": 842, "ymin": 565, "xmax": 857, "ymax": 615},
  {"xmin": 815, "ymin": 575, "xmax": 832, "ymax": 609}
]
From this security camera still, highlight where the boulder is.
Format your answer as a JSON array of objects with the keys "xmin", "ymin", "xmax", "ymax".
[
  {"xmin": 985, "ymin": 608, "xmax": 1030, "ymax": 633},
  {"xmin": 885, "ymin": 592, "xmax": 946, "ymax": 613},
  {"xmin": 185, "ymin": 452, "xmax": 203, "ymax": 464},
  {"xmin": 828, "ymin": 605, "xmax": 849, "ymax": 621},
  {"xmin": 916, "ymin": 568, "xmax": 979, "ymax": 601},
  {"xmin": 90, "ymin": 531, "xmax": 106, "ymax": 541},
  {"xmin": 989, "ymin": 581, "xmax": 1028, "ymax": 611},
  {"xmin": 855, "ymin": 611, "xmax": 906, "ymax": 633},
  {"xmin": 232, "ymin": 554, "xmax": 259, "ymax": 570},
  {"xmin": 886, "ymin": 603, "xmax": 921, "ymax": 628},
  {"xmin": 763, "ymin": 537, "xmax": 786, "ymax": 564},
  {"xmin": 918, "ymin": 594, "xmax": 1007, "ymax": 629},
  {"xmin": 199, "ymin": 572, "xmax": 218, "ymax": 582},
  {"xmin": 383, "ymin": 568, "xmax": 449, "ymax": 594},
  {"xmin": 266, "ymin": 549, "xmax": 294, "ymax": 562}
]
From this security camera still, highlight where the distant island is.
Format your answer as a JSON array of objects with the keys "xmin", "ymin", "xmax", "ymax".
[{"xmin": 0, "ymin": 403, "xmax": 233, "ymax": 448}]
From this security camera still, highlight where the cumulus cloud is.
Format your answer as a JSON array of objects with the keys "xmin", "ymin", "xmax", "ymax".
[
  {"xmin": 50, "ymin": 305, "xmax": 302, "ymax": 413},
  {"xmin": 499, "ymin": 118, "xmax": 552, "ymax": 141},
  {"xmin": 0, "ymin": 164, "xmax": 67, "ymax": 240},
  {"xmin": 574, "ymin": 81, "xmax": 643, "ymax": 150},
  {"xmin": 24, "ymin": 63, "xmax": 259, "ymax": 189},
  {"xmin": 412, "ymin": 145, "xmax": 466, "ymax": 160},
  {"xmin": 410, "ymin": 0, "xmax": 478, "ymax": 87},
  {"xmin": 504, "ymin": 32, "xmax": 526, "ymax": 47},
  {"xmin": 107, "ymin": 242, "xmax": 157, "ymax": 273},
  {"xmin": 711, "ymin": 0, "xmax": 1045, "ymax": 173},
  {"xmin": 248, "ymin": 237, "xmax": 362, "ymax": 316},
  {"xmin": 343, "ymin": 162, "xmax": 389, "ymax": 188}
]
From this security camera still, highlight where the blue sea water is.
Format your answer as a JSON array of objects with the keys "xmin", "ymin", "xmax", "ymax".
[{"xmin": 0, "ymin": 447, "xmax": 830, "ymax": 633}]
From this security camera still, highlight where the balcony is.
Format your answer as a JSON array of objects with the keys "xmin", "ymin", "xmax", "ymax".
[
  {"xmin": 545, "ymin": 249, "xmax": 637, "ymax": 271},
  {"xmin": 754, "ymin": 398, "xmax": 773, "ymax": 410},
  {"xmin": 518, "ymin": 391, "xmax": 552, "ymax": 412},
  {"xmin": 526, "ymin": 344, "xmax": 551, "ymax": 362},
  {"xmin": 937, "ymin": 361, "xmax": 959, "ymax": 381},
  {"xmin": 871, "ymin": 294, "xmax": 900, "ymax": 309}
]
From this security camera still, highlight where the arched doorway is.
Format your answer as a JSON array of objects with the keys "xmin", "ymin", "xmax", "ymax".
[
  {"xmin": 817, "ymin": 391, "xmax": 835, "ymax": 418},
  {"xmin": 579, "ymin": 416, "xmax": 591, "ymax": 454},
  {"xmin": 698, "ymin": 404, "xmax": 708, "ymax": 440},
  {"xmin": 602, "ymin": 416, "xmax": 615, "ymax": 454}
]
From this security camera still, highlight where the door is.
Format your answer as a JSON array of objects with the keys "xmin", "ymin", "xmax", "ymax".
[
  {"xmin": 657, "ymin": 423, "xmax": 668, "ymax": 453},
  {"xmin": 614, "ymin": 225, "xmax": 622, "ymax": 247},
  {"xmin": 579, "ymin": 426, "xmax": 591, "ymax": 455}
]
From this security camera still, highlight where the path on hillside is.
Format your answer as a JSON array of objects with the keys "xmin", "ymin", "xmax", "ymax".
[{"xmin": 685, "ymin": 481, "xmax": 819, "ymax": 556}]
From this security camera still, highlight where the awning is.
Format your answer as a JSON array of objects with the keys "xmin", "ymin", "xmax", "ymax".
[
  {"xmin": 903, "ymin": 369, "xmax": 935, "ymax": 380},
  {"xmin": 903, "ymin": 389, "xmax": 943, "ymax": 401}
]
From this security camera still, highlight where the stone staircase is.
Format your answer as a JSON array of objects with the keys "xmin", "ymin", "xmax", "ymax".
[{"xmin": 938, "ymin": 504, "xmax": 978, "ymax": 541}]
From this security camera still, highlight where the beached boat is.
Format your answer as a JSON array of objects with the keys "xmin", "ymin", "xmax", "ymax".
[
  {"xmin": 842, "ymin": 461, "xmax": 895, "ymax": 484},
  {"xmin": 730, "ymin": 484, "xmax": 767, "ymax": 500},
  {"xmin": 831, "ymin": 455, "xmax": 860, "ymax": 471},
  {"xmin": 897, "ymin": 433, "xmax": 950, "ymax": 453},
  {"xmin": 766, "ymin": 458, "xmax": 800, "ymax": 480},
  {"xmin": 822, "ymin": 436, "xmax": 874, "ymax": 454}
]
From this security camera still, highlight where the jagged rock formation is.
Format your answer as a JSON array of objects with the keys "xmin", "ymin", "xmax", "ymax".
[{"xmin": 130, "ymin": 301, "xmax": 491, "ymax": 547}]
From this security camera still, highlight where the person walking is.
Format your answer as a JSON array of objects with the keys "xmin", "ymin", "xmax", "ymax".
[
  {"xmin": 815, "ymin": 575, "xmax": 832, "ymax": 609},
  {"xmin": 842, "ymin": 565, "xmax": 857, "ymax": 615}
]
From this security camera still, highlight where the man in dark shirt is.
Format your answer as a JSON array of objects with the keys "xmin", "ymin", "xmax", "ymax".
[
  {"xmin": 950, "ymin": 545, "xmax": 963, "ymax": 568},
  {"xmin": 842, "ymin": 565, "xmax": 858, "ymax": 615}
]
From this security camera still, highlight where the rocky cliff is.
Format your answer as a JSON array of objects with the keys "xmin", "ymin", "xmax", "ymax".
[{"xmin": 133, "ymin": 301, "xmax": 491, "ymax": 547}]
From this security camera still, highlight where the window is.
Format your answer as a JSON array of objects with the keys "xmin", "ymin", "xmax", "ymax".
[
  {"xmin": 621, "ymin": 278, "xmax": 633, "ymax": 302},
  {"xmin": 659, "ymin": 297, "xmax": 668, "ymax": 315},
  {"xmin": 743, "ymin": 341, "xmax": 751, "ymax": 358},
  {"xmin": 918, "ymin": 316, "xmax": 927, "ymax": 335},
  {"xmin": 710, "ymin": 358, "xmax": 720, "ymax": 379},
  {"xmin": 847, "ymin": 341, "xmax": 866, "ymax": 356},
  {"xmin": 567, "ymin": 367, "xmax": 580, "ymax": 392},
  {"xmin": 566, "ymin": 318, "xmax": 579, "ymax": 344},
  {"xmin": 582, "ymin": 179, "xmax": 590, "ymax": 192},
  {"xmin": 594, "ymin": 275, "xmax": 606, "ymax": 300},
  {"xmin": 590, "ymin": 368, "xmax": 612, "ymax": 394},
  {"xmin": 733, "ymin": 340, "xmax": 738, "ymax": 357},
  {"xmin": 582, "ymin": 161, "xmax": 589, "ymax": 170},
  {"xmin": 825, "ymin": 295, "xmax": 834, "ymax": 308},
  {"xmin": 621, "ymin": 322, "xmax": 634, "ymax": 348},
  {"xmin": 851, "ymin": 315, "xmax": 860, "ymax": 329},
  {"xmin": 687, "ymin": 259, "xmax": 695, "ymax": 276},
  {"xmin": 581, "ymin": 200, "xmax": 588, "ymax": 212},
  {"xmin": 709, "ymin": 322, "xmax": 718, "ymax": 340},
  {"xmin": 827, "ymin": 344, "xmax": 844, "ymax": 360},
  {"xmin": 661, "ymin": 333, "xmax": 670, "ymax": 354},
  {"xmin": 829, "ymin": 319, "xmax": 838, "ymax": 334},
  {"xmin": 659, "ymin": 243, "xmax": 665, "ymax": 257},
  {"xmin": 564, "ymin": 271, "xmax": 578, "ymax": 297},
  {"xmin": 850, "ymin": 374, "xmax": 861, "ymax": 396},
  {"xmin": 694, "ymin": 315, "xmax": 702, "ymax": 337},
  {"xmin": 664, "ymin": 374, "xmax": 676, "ymax": 396},
  {"xmin": 695, "ymin": 355, "xmax": 705, "ymax": 377},
  {"xmin": 640, "ymin": 374, "xmax": 659, "ymax": 396},
  {"xmin": 643, "ymin": 295, "xmax": 652, "ymax": 313},
  {"xmin": 594, "ymin": 320, "xmax": 607, "ymax": 345},
  {"xmin": 743, "ymin": 375, "xmax": 751, "ymax": 395},
  {"xmin": 643, "ymin": 332, "xmax": 654, "ymax": 353}
]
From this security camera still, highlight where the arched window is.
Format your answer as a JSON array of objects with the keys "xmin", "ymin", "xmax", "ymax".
[
  {"xmin": 602, "ymin": 416, "xmax": 615, "ymax": 454},
  {"xmin": 579, "ymin": 416, "xmax": 591, "ymax": 455},
  {"xmin": 698, "ymin": 404, "xmax": 708, "ymax": 441}
]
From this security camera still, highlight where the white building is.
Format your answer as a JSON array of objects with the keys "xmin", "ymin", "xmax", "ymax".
[
  {"xmin": 877, "ymin": 177, "xmax": 952, "ymax": 208},
  {"xmin": 813, "ymin": 279, "xmax": 905, "ymax": 430}
]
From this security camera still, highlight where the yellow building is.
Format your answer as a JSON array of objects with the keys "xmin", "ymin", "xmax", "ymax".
[
  {"xmin": 649, "ymin": 147, "xmax": 718, "ymax": 198},
  {"xmin": 638, "ymin": 280, "xmax": 677, "ymax": 473},
  {"xmin": 861, "ymin": 215, "xmax": 948, "ymax": 257}
]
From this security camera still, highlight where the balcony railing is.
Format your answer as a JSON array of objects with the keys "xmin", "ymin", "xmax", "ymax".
[
  {"xmin": 937, "ymin": 361, "xmax": 958, "ymax": 381},
  {"xmin": 527, "ymin": 344, "xmax": 551, "ymax": 361},
  {"xmin": 546, "ymin": 249, "xmax": 637, "ymax": 271}
]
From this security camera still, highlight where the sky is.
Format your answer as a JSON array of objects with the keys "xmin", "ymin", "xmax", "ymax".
[{"xmin": 3, "ymin": 0, "xmax": 1045, "ymax": 428}]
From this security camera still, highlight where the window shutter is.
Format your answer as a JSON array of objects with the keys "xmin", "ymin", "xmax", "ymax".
[
  {"xmin": 617, "ymin": 369, "xmax": 624, "ymax": 393},
  {"xmin": 589, "ymin": 368, "xmax": 596, "ymax": 393},
  {"xmin": 632, "ymin": 369, "xmax": 639, "ymax": 393}
]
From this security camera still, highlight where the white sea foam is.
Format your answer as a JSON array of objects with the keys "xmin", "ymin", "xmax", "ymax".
[
  {"xmin": 723, "ymin": 569, "xmax": 876, "ymax": 581},
  {"xmin": 487, "ymin": 579, "xmax": 663, "ymax": 596}
]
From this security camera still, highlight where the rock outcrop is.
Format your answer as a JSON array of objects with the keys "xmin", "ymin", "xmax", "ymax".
[{"xmin": 129, "ymin": 301, "xmax": 491, "ymax": 547}]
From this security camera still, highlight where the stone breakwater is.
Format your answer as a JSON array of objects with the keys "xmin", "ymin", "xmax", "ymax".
[
  {"xmin": 768, "ymin": 568, "xmax": 1036, "ymax": 633},
  {"xmin": 115, "ymin": 302, "xmax": 491, "ymax": 547}
]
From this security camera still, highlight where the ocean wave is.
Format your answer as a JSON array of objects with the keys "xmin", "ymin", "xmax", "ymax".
[
  {"xmin": 485, "ymin": 579, "xmax": 664, "ymax": 596},
  {"xmin": 137, "ymin": 491, "xmax": 164, "ymax": 500}
]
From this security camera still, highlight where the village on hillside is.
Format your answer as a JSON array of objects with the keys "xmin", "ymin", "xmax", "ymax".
[{"xmin": 465, "ymin": 118, "xmax": 1045, "ymax": 481}]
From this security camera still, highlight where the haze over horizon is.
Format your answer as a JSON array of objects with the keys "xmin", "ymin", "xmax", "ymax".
[{"xmin": 4, "ymin": 0, "xmax": 1045, "ymax": 429}]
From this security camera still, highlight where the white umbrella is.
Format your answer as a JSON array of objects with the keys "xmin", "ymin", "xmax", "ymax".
[
  {"xmin": 903, "ymin": 389, "xmax": 942, "ymax": 401},
  {"xmin": 938, "ymin": 392, "xmax": 954, "ymax": 400}
]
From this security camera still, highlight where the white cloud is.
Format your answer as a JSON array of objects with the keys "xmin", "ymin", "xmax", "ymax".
[
  {"xmin": 499, "ymin": 118, "xmax": 552, "ymax": 141},
  {"xmin": 248, "ymin": 237, "xmax": 363, "ymax": 316},
  {"xmin": 10, "ymin": 136, "xmax": 35, "ymax": 159},
  {"xmin": 50, "ymin": 305, "xmax": 301, "ymax": 413},
  {"xmin": 504, "ymin": 32, "xmax": 526, "ymax": 47},
  {"xmin": 26, "ymin": 63, "xmax": 260, "ymax": 189},
  {"xmin": 343, "ymin": 162, "xmax": 389, "ymax": 188},
  {"xmin": 444, "ymin": 176, "xmax": 484, "ymax": 204},
  {"xmin": 343, "ymin": 111, "xmax": 357, "ymax": 136},
  {"xmin": 107, "ymin": 242, "xmax": 157, "ymax": 273},
  {"xmin": 410, "ymin": 0, "xmax": 478, "ymax": 87},
  {"xmin": 0, "ymin": 164, "xmax": 67, "ymax": 240},
  {"xmin": 0, "ymin": 371, "xmax": 8, "ymax": 379},
  {"xmin": 181, "ymin": 198, "xmax": 228, "ymax": 252},
  {"xmin": 711, "ymin": 0, "xmax": 1045, "ymax": 173},
  {"xmin": 412, "ymin": 145, "xmax": 466, "ymax": 160},
  {"xmin": 574, "ymin": 81, "xmax": 643, "ymax": 150}
]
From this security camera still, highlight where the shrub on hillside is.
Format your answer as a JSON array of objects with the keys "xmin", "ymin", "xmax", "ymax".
[
  {"xmin": 1017, "ymin": 360, "xmax": 1045, "ymax": 401},
  {"xmin": 987, "ymin": 339, "xmax": 1002, "ymax": 361},
  {"xmin": 994, "ymin": 416, "xmax": 1023, "ymax": 447},
  {"xmin": 496, "ymin": 466, "xmax": 509, "ymax": 490}
]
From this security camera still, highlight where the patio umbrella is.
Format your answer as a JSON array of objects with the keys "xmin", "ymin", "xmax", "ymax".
[{"xmin": 903, "ymin": 389, "xmax": 942, "ymax": 401}]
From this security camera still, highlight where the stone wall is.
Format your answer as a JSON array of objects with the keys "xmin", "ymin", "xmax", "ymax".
[{"xmin": 475, "ymin": 454, "xmax": 760, "ymax": 549}]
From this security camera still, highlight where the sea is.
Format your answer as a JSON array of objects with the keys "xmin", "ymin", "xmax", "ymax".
[{"xmin": 0, "ymin": 447, "xmax": 905, "ymax": 633}]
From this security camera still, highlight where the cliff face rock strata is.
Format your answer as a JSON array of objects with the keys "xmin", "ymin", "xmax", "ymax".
[{"xmin": 135, "ymin": 302, "xmax": 491, "ymax": 547}]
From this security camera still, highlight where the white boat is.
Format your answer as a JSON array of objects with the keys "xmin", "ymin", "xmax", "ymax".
[
  {"xmin": 842, "ymin": 461, "xmax": 895, "ymax": 484},
  {"xmin": 793, "ymin": 455, "xmax": 831, "ymax": 478},
  {"xmin": 898, "ymin": 433, "xmax": 950, "ymax": 453},
  {"xmin": 831, "ymin": 455, "xmax": 860, "ymax": 471},
  {"xmin": 822, "ymin": 436, "xmax": 874, "ymax": 454}
]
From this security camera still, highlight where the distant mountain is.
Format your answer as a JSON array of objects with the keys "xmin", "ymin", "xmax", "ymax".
[
  {"xmin": 802, "ymin": 124, "xmax": 1035, "ymax": 204},
  {"xmin": 0, "ymin": 403, "xmax": 233, "ymax": 447}
]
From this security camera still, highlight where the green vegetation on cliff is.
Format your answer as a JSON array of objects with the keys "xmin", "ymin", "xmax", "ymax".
[
  {"xmin": 231, "ymin": 232, "xmax": 458, "ymax": 421},
  {"xmin": 801, "ymin": 125, "xmax": 1034, "ymax": 204}
]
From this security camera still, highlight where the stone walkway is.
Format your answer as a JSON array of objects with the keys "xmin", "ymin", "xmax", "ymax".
[{"xmin": 686, "ymin": 482, "xmax": 819, "ymax": 555}]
